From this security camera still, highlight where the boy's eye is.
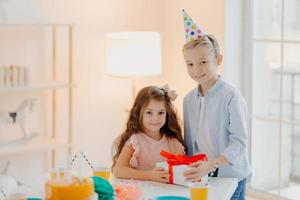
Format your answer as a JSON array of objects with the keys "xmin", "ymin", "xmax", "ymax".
[
  {"xmin": 187, "ymin": 63, "xmax": 193, "ymax": 67},
  {"xmin": 200, "ymin": 61, "xmax": 207, "ymax": 65}
]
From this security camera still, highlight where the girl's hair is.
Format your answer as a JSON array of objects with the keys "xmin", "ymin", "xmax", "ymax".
[
  {"xmin": 112, "ymin": 86, "xmax": 185, "ymax": 169},
  {"xmin": 183, "ymin": 34, "xmax": 220, "ymax": 57}
]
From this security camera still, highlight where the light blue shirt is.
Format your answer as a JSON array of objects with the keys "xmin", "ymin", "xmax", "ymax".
[{"xmin": 183, "ymin": 78, "xmax": 252, "ymax": 181}]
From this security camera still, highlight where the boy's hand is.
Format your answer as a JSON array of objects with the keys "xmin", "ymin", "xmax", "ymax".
[
  {"xmin": 183, "ymin": 161, "xmax": 214, "ymax": 182},
  {"xmin": 148, "ymin": 167, "xmax": 169, "ymax": 183}
]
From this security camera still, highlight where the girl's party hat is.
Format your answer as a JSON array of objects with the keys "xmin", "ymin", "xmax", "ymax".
[{"xmin": 182, "ymin": 9, "xmax": 205, "ymax": 43}]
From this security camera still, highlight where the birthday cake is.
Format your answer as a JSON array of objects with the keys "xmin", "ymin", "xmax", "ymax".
[{"xmin": 45, "ymin": 176, "xmax": 94, "ymax": 200}]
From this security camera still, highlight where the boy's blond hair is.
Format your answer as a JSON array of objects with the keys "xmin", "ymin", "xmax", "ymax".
[{"xmin": 183, "ymin": 34, "xmax": 220, "ymax": 58}]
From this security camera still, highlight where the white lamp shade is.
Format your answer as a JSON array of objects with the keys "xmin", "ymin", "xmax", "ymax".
[{"xmin": 105, "ymin": 32, "xmax": 161, "ymax": 77}]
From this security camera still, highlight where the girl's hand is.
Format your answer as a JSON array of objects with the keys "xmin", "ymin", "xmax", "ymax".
[
  {"xmin": 148, "ymin": 167, "xmax": 169, "ymax": 183},
  {"xmin": 183, "ymin": 161, "xmax": 214, "ymax": 182}
]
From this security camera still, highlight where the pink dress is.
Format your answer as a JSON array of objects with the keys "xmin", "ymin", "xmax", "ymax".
[{"xmin": 125, "ymin": 132, "xmax": 185, "ymax": 170}]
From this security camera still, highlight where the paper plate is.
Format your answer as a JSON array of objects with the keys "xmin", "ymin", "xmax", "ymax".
[{"xmin": 154, "ymin": 196, "xmax": 190, "ymax": 200}]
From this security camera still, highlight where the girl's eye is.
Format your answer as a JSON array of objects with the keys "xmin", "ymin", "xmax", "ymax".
[
  {"xmin": 200, "ymin": 61, "xmax": 207, "ymax": 65},
  {"xmin": 159, "ymin": 111, "xmax": 166, "ymax": 115},
  {"xmin": 187, "ymin": 63, "xmax": 193, "ymax": 67},
  {"xmin": 146, "ymin": 111, "xmax": 152, "ymax": 115}
]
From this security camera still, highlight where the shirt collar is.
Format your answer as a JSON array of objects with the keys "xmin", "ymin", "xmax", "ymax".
[{"xmin": 196, "ymin": 76, "xmax": 223, "ymax": 98}]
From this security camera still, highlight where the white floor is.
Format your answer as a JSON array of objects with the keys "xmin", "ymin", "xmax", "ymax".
[{"xmin": 268, "ymin": 182, "xmax": 300, "ymax": 200}]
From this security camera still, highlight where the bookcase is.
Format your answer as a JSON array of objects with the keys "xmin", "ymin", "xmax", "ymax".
[{"xmin": 0, "ymin": 23, "xmax": 74, "ymax": 170}]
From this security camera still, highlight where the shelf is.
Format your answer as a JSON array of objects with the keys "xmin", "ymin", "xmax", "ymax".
[
  {"xmin": 0, "ymin": 24, "xmax": 74, "ymax": 168},
  {"xmin": 0, "ymin": 81, "xmax": 74, "ymax": 93},
  {"xmin": 0, "ymin": 137, "xmax": 72, "ymax": 155},
  {"xmin": 0, "ymin": 23, "xmax": 75, "ymax": 27}
]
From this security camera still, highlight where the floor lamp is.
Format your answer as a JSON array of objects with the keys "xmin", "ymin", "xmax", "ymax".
[{"xmin": 105, "ymin": 32, "xmax": 161, "ymax": 103}]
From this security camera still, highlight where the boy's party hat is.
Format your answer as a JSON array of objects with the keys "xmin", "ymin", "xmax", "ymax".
[{"xmin": 182, "ymin": 9, "xmax": 205, "ymax": 43}]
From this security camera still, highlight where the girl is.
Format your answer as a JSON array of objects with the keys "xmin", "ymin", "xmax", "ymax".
[
  {"xmin": 181, "ymin": 10, "xmax": 251, "ymax": 200},
  {"xmin": 112, "ymin": 85, "xmax": 185, "ymax": 183}
]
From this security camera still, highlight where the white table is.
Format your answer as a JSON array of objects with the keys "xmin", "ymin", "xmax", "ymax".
[
  {"xmin": 112, "ymin": 177, "xmax": 238, "ymax": 200},
  {"xmin": 6, "ymin": 175, "xmax": 237, "ymax": 200}
]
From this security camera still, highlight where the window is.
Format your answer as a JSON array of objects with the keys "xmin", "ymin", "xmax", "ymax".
[{"xmin": 249, "ymin": 0, "xmax": 300, "ymax": 199}]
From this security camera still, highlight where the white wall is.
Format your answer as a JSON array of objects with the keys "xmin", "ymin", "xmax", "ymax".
[{"xmin": 0, "ymin": 0, "xmax": 224, "ymax": 182}]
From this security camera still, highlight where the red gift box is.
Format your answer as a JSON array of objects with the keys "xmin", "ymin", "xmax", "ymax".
[{"xmin": 160, "ymin": 150, "xmax": 208, "ymax": 184}]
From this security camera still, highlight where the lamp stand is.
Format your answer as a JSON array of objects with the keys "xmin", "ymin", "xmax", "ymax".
[
  {"xmin": 124, "ymin": 78, "xmax": 137, "ymax": 113},
  {"xmin": 131, "ymin": 78, "xmax": 137, "ymax": 102}
]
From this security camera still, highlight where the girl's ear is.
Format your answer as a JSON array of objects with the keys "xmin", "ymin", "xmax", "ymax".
[{"xmin": 216, "ymin": 54, "xmax": 223, "ymax": 65}]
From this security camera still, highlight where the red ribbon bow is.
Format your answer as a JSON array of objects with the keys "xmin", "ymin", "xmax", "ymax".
[{"xmin": 160, "ymin": 150, "xmax": 207, "ymax": 184}]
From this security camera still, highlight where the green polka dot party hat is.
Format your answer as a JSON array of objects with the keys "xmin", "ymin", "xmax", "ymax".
[{"xmin": 182, "ymin": 9, "xmax": 205, "ymax": 43}]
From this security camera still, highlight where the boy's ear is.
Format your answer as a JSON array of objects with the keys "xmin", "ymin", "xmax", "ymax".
[{"xmin": 216, "ymin": 54, "xmax": 223, "ymax": 65}]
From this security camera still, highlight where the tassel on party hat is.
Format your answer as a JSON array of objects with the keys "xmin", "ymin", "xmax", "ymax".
[{"xmin": 182, "ymin": 9, "xmax": 205, "ymax": 43}]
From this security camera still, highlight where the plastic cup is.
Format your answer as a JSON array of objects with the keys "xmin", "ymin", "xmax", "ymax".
[
  {"xmin": 189, "ymin": 183, "xmax": 208, "ymax": 200},
  {"xmin": 50, "ymin": 168, "xmax": 66, "ymax": 179},
  {"xmin": 93, "ymin": 167, "xmax": 110, "ymax": 180}
]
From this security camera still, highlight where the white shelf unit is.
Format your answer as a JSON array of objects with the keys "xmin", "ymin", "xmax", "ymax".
[
  {"xmin": 0, "ymin": 23, "xmax": 74, "ymax": 168},
  {"xmin": 0, "ymin": 82, "xmax": 74, "ymax": 93},
  {"xmin": 0, "ymin": 137, "xmax": 71, "ymax": 156}
]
